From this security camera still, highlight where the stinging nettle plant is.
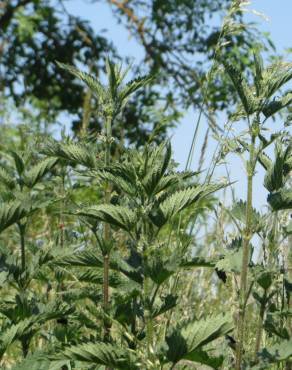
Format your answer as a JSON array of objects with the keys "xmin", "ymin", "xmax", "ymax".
[
  {"xmin": 0, "ymin": 59, "xmax": 235, "ymax": 369},
  {"xmin": 220, "ymin": 51, "xmax": 292, "ymax": 369},
  {"xmin": 37, "ymin": 61, "xmax": 233, "ymax": 369},
  {"xmin": 0, "ymin": 10, "xmax": 291, "ymax": 369}
]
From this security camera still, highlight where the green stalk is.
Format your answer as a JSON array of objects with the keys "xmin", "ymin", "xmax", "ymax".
[
  {"xmin": 235, "ymin": 131, "xmax": 256, "ymax": 369},
  {"xmin": 19, "ymin": 223, "xmax": 26, "ymax": 273},
  {"xmin": 103, "ymin": 115, "xmax": 112, "ymax": 341},
  {"xmin": 254, "ymin": 290, "xmax": 267, "ymax": 360},
  {"xmin": 144, "ymin": 272, "xmax": 154, "ymax": 363},
  {"xmin": 18, "ymin": 222, "xmax": 29, "ymax": 357},
  {"xmin": 81, "ymin": 88, "xmax": 92, "ymax": 138},
  {"xmin": 141, "ymin": 222, "xmax": 155, "ymax": 367},
  {"xmin": 103, "ymin": 116, "xmax": 113, "ymax": 370}
]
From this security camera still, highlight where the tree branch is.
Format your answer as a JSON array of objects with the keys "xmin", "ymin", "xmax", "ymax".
[{"xmin": 0, "ymin": 0, "xmax": 33, "ymax": 31}]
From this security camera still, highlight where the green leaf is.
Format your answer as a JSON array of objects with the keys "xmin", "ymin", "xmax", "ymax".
[
  {"xmin": 230, "ymin": 200, "xmax": 262, "ymax": 232},
  {"xmin": 152, "ymin": 294, "xmax": 178, "ymax": 318},
  {"xmin": 76, "ymin": 269, "xmax": 122, "ymax": 288},
  {"xmin": 77, "ymin": 204, "xmax": 136, "ymax": 232},
  {"xmin": 258, "ymin": 339, "xmax": 292, "ymax": 363},
  {"xmin": 264, "ymin": 315, "xmax": 290, "ymax": 340},
  {"xmin": 12, "ymin": 355, "xmax": 70, "ymax": 370},
  {"xmin": 262, "ymin": 61, "xmax": 292, "ymax": 98},
  {"xmin": 54, "ymin": 342, "xmax": 138, "ymax": 369},
  {"xmin": 146, "ymin": 258, "xmax": 177, "ymax": 286},
  {"xmin": 158, "ymin": 183, "xmax": 226, "ymax": 225},
  {"xmin": 12, "ymin": 352, "xmax": 70, "ymax": 370},
  {"xmin": 0, "ymin": 319, "xmax": 34, "ymax": 358},
  {"xmin": 10, "ymin": 150, "xmax": 25, "ymax": 175},
  {"xmin": 55, "ymin": 249, "xmax": 103, "ymax": 268},
  {"xmin": 258, "ymin": 152, "xmax": 272, "ymax": 171},
  {"xmin": 94, "ymin": 167, "xmax": 137, "ymax": 196},
  {"xmin": 222, "ymin": 60, "xmax": 258, "ymax": 114},
  {"xmin": 0, "ymin": 196, "xmax": 51, "ymax": 233},
  {"xmin": 165, "ymin": 314, "xmax": 233, "ymax": 365},
  {"xmin": 216, "ymin": 248, "xmax": 243, "ymax": 274},
  {"xmin": 257, "ymin": 271, "xmax": 273, "ymax": 290},
  {"xmin": 42, "ymin": 139, "xmax": 97, "ymax": 168},
  {"xmin": 268, "ymin": 189, "xmax": 292, "ymax": 210},
  {"xmin": 0, "ymin": 200, "xmax": 29, "ymax": 233},
  {"xmin": 141, "ymin": 142, "xmax": 172, "ymax": 195},
  {"xmin": 120, "ymin": 74, "xmax": 154, "ymax": 102},
  {"xmin": 0, "ymin": 166, "xmax": 16, "ymax": 189},
  {"xmin": 23, "ymin": 157, "xmax": 58, "ymax": 187},
  {"xmin": 253, "ymin": 51, "xmax": 264, "ymax": 95},
  {"xmin": 262, "ymin": 92, "xmax": 292, "ymax": 118},
  {"xmin": 264, "ymin": 146, "xmax": 287, "ymax": 192},
  {"xmin": 184, "ymin": 349, "xmax": 223, "ymax": 369},
  {"xmin": 57, "ymin": 62, "xmax": 106, "ymax": 101},
  {"xmin": 180, "ymin": 256, "xmax": 216, "ymax": 269}
]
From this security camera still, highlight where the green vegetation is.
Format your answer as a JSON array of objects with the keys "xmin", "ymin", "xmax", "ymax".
[{"xmin": 0, "ymin": 0, "xmax": 291, "ymax": 369}]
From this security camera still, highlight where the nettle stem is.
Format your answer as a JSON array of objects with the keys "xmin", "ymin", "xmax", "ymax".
[
  {"xmin": 254, "ymin": 290, "xmax": 267, "ymax": 360},
  {"xmin": 18, "ymin": 223, "xmax": 26, "ymax": 274},
  {"xmin": 235, "ymin": 130, "xmax": 256, "ymax": 369},
  {"xmin": 144, "ymin": 273, "xmax": 154, "ymax": 362},
  {"xmin": 103, "ymin": 115, "xmax": 112, "ymax": 341},
  {"xmin": 18, "ymin": 222, "xmax": 29, "ymax": 357},
  {"xmin": 141, "ymin": 223, "xmax": 155, "ymax": 367}
]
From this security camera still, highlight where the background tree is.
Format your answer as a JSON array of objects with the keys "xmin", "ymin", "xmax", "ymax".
[{"xmin": 0, "ymin": 0, "xmax": 271, "ymax": 143}]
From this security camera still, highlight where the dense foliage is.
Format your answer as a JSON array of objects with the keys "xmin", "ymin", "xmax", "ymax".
[{"xmin": 0, "ymin": 1, "xmax": 291, "ymax": 369}]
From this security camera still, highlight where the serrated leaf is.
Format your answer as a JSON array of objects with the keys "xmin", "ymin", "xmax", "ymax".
[
  {"xmin": 142, "ymin": 142, "xmax": 172, "ymax": 195},
  {"xmin": 230, "ymin": 200, "xmax": 262, "ymax": 232},
  {"xmin": 268, "ymin": 189, "xmax": 292, "ymax": 210},
  {"xmin": 0, "ymin": 166, "xmax": 16, "ymax": 189},
  {"xmin": 264, "ymin": 150, "xmax": 286, "ymax": 193},
  {"xmin": 10, "ymin": 150, "xmax": 25, "ymax": 175},
  {"xmin": 180, "ymin": 256, "xmax": 216, "ymax": 269},
  {"xmin": 263, "ymin": 92, "xmax": 292, "ymax": 118},
  {"xmin": 120, "ymin": 74, "xmax": 154, "ymax": 101},
  {"xmin": 12, "ymin": 356, "xmax": 69, "ymax": 370},
  {"xmin": 258, "ymin": 152, "xmax": 273, "ymax": 170},
  {"xmin": 23, "ymin": 157, "xmax": 58, "ymax": 188},
  {"xmin": 42, "ymin": 139, "xmax": 97, "ymax": 168},
  {"xmin": 77, "ymin": 204, "xmax": 136, "ymax": 232},
  {"xmin": 54, "ymin": 250, "xmax": 103, "ymax": 268},
  {"xmin": 0, "ymin": 319, "xmax": 34, "ymax": 358},
  {"xmin": 216, "ymin": 249, "xmax": 243, "ymax": 274},
  {"xmin": 57, "ymin": 62, "xmax": 105, "ymax": 101},
  {"xmin": 152, "ymin": 294, "xmax": 178, "ymax": 318},
  {"xmin": 165, "ymin": 314, "xmax": 233, "ymax": 365},
  {"xmin": 95, "ymin": 168, "xmax": 136, "ymax": 196},
  {"xmin": 222, "ymin": 61, "xmax": 258, "ymax": 114},
  {"xmin": 76, "ymin": 269, "xmax": 122, "ymax": 287},
  {"xmin": 262, "ymin": 61, "xmax": 292, "ymax": 99},
  {"xmin": 53, "ymin": 342, "xmax": 138, "ymax": 369},
  {"xmin": 0, "ymin": 200, "xmax": 29, "ymax": 233},
  {"xmin": 258, "ymin": 339, "xmax": 292, "ymax": 363},
  {"xmin": 159, "ymin": 183, "xmax": 226, "ymax": 223},
  {"xmin": 184, "ymin": 349, "xmax": 223, "ymax": 369},
  {"xmin": 253, "ymin": 51, "xmax": 264, "ymax": 95}
]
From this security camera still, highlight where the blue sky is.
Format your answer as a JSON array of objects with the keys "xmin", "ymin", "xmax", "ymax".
[{"xmin": 65, "ymin": 0, "xmax": 292, "ymax": 210}]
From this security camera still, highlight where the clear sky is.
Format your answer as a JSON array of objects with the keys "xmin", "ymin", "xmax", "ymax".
[{"xmin": 65, "ymin": 0, "xmax": 292, "ymax": 210}]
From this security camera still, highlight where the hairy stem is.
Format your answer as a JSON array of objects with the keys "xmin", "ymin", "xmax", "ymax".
[
  {"xmin": 254, "ymin": 291, "xmax": 267, "ymax": 360},
  {"xmin": 81, "ymin": 88, "xmax": 92, "ymax": 137},
  {"xmin": 141, "ymin": 221, "xmax": 155, "ymax": 367},
  {"xmin": 144, "ymin": 271, "xmax": 154, "ymax": 365},
  {"xmin": 103, "ymin": 115, "xmax": 112, "ymax": 343},
  {"xmin": 235, "ymin": 132, "xmax": 256, "ymax": 369},
  {"xmin": 18, "ymin": 223, "xmax": 26, "ymax": 274}
]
